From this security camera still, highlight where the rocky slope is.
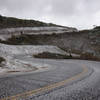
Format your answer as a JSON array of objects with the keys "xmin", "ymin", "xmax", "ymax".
[
  {"xmin": 0, "ymin": 15, "xmax": 100, "ymax": 60},
  {"xmin": 1, "ymin": 27, "xmax": 100, "ymax": 59},
  {"xmin": 0, "ymin": 26, "xmax": 77, "ymax": 40},
  {"xmin": 0, "ymin": 15, "xmax": 77, "ymax": 40}
]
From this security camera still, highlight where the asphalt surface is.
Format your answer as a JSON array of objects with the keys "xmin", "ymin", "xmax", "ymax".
[{"xmin": 0, "ymin": 57, "xmax": 100, "ymax": 100}]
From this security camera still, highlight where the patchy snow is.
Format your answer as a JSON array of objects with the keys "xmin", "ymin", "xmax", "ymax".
[
  {"xmin": 0, "ymin": 43, "xmax": 66, "ymax": 55},
  {"xmin": 0, "ymin": 27, "xmax": 77, "ymax": 34},
  {"xmin": 0, "ymin": 26, "xmax": 77, "ymax": 40},
  {"xmin": 0, "ymin": 43, "xmax": 66, "ymax": 74}
]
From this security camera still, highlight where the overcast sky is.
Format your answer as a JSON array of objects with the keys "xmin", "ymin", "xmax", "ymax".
[{"xmin": 0, "ymin": 0, "xmax": 100, "ymax": 29}]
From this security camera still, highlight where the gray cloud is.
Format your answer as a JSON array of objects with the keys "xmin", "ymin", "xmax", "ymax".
[{"xmin": 0, "ymin": 0, "xmax": 100, "ymax": 29}]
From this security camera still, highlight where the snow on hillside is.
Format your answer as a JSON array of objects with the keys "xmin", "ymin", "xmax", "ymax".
[
  {"xmin": 0, "ymin": 43, "xmax": 66, "ymax": 56},
  {"xmin": 0, "ymin": 43, "xmax": 66, "ymax": 74},
  {"xmin": 0, "ymin": 27, "xmax": 77, "ymax": 34},
  {"xmin": 0, "ymin": 26, "xmax": 77, "ymax": 40}
]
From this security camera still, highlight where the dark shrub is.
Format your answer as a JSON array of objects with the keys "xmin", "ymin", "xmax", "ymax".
[
  {"xmin": 33, "ymin": 52, "xmax": 72, "ymax": 59},
  {"xmin": 0, "ymin": 57, "xmax": 5, "ymax": 64}
]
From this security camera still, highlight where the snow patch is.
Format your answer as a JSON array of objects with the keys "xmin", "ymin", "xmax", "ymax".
[
  {"xmin": 0, "ymin": 26, "xmax": 77, "ymax": 40},
  {"xmin": 0, "ymin": 43, "xmax": 66, "ymax": 74}
]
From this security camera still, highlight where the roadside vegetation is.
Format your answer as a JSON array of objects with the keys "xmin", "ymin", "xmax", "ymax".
[
  {"xmin": 80, "ymin": 52, "xmax": 100, "ymax": 61},
  {"xmin": 33, "ymin": 51, "xmax": 100, "ymax": 61},
  {"xmin": 33, "ymin": 52, "xmax": 72, "ymax": 59}
]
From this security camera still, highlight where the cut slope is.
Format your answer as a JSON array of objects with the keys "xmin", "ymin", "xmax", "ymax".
[{"xmin": 1, "ymin": 28, "xmax": 99, "ymax": 59}]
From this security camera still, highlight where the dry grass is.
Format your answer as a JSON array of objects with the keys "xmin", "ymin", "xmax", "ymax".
[
  {"xmin": 80, "ymin": 52, "xmax": 100, "ymax": 61},
  {"xmin": 33, "ymin": 52, "xmax": 72, "ymax": 59}
]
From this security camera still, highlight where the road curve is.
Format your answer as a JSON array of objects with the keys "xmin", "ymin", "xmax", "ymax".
[{"xmin": 0, "ymin": 58, "xmax": 100, "ymax": 100}]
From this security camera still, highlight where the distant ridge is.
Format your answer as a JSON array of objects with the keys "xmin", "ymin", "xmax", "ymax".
[{"xmin": 0, "ymin": 15, "xmax": 77, "ymax": 30}]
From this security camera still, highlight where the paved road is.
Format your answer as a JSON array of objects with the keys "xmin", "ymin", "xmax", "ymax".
[{"xmin": 0, "ymin": 57, "xmax": 100, "ymax": 100}]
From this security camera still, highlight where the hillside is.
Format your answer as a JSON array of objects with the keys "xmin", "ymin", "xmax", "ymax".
[
  {"xmin": 0, "ymin": 27, "xmax": 100, "ymax": 60},
  {"xmin": 0, "ymin": 15, "xmax": 77, "ymax": 30},
  {"xmin": 0, "ymin": 15, "xmax": 100, "ymax": 60},
  {"xmin": 0, "ymin": 15, "xmax": 53, "ymax": 28}
]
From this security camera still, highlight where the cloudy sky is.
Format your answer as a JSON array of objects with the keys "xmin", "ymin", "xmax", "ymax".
[{"xmin": 0, "ymin": 0, "xmax": 100, "ymax": 29}]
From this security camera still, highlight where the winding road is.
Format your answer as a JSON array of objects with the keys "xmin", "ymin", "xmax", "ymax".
[{"xmin": 0, "ymin": 57, "xmax": 100, "ymax": 100}]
